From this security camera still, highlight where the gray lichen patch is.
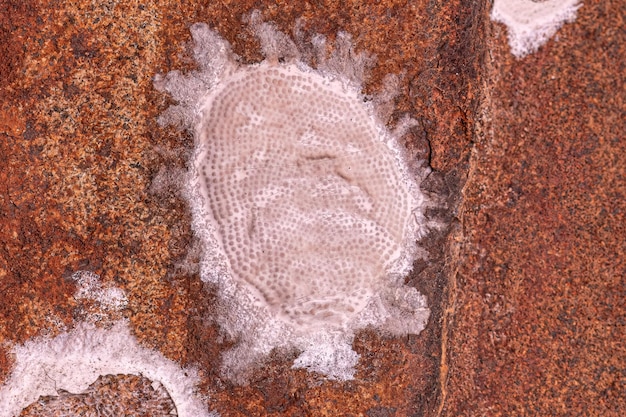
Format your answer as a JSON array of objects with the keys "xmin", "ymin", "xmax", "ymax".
[{"xmin": 154, "ymin": 14, "xmax": 431, "ymax": 383}]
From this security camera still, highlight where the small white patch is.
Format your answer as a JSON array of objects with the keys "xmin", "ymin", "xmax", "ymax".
[
  {"xmin": 0, "ymin": 321, "xmax": 216, "ymax": 417},
  {"xmin": 491, "ymin": 0, "xmax": 582, "ymax": 57},
  {"xmin": 73, "ymin": 270, "xmax": 128, "ymax": 314},
  {"xmin": 291, "ymin": 332, "xmax": 359, "ymax": 380}
]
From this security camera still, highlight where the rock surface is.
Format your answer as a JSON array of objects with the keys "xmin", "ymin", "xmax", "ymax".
[
  {"xmin": 444, "ymin": 1, "xmax": 625, "ymax": 415},
  {"xmin": 0, "ymin": 0, "xmax": 622, "ymax": 416},
  {"xmin": 19, "ymin": 374, "xmax": 176, "ymax": 416}
]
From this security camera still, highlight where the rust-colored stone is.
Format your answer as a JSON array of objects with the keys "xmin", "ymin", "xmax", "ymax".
[
  {"xmin": 2, "ymin": 0, "xmax": 621, "ymax": 415},
  {"xmin": 442, "ymin": 1, "xmax": 625, "ymax": 416}
]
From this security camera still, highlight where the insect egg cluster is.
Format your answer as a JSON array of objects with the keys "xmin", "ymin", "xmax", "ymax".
[
  {"xmin": 155, "ymin": 18, "xmax": 431, "ymax": 381},
  {"xmin": 195, "ymin": 64, "xmax": 415, "ymax": 331}
]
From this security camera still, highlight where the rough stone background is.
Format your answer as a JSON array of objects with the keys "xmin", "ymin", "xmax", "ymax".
[
  {"xmin": 445, "ymin": 1, "xmax": 625, "ymax": 415},
  {"xmin": 20, "ymin": 374, "xmax": 177, "ymax": 416},
  {"xmin": 0, "ymin": 0, "xmax": 623, "ymax": 416}
]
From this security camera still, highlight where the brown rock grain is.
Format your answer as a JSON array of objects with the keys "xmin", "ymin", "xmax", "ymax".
[
  {"xmin": 1, "ymin": 0, "xmax": 622, "ymax": 416},
  {"xmin": 442, "ymin": 1, "xmax": 625, "ymax": 416}
]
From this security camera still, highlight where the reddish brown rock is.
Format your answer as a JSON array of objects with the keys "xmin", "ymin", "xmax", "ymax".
[
  {"xmin": 0, "ymin": 0, "xmax": 622, "ymax": 416},
  {"xmin": 19, "ymin": 374, "xmax": 176, "ymax": 416}
]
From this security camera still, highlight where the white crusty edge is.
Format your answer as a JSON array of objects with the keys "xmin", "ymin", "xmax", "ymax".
[{"xmin": 0, "ymin": 320, "xmax": 216, "ymax": 417}]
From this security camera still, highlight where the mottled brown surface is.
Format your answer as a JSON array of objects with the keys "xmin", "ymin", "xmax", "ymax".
[
  {"xmin": 0, "ymin": 0, "xmax": 478, "ymax": 415},
  {"xmin": 20, "ymin": 374, "xmax": 176, "ymax": 416},
  {"xmin": 443, "ymin": 1, "xmax": 625, "ymax": 416},
  {"xmin": 0, "ymin": 0, "xmax": 622, "ymax": 416}
]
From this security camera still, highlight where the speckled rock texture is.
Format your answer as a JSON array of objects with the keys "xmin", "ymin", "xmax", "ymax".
[
  {"xmin": 0, "ymin": 0, "xmax": 622, "ymax": 416},
  {"xmin": 19, "ymin": 374, "xmax": 176, "ymax": 416},
  {"xmin": 442, "ymin": 1, "xmax": 625, "ymax": 415}
]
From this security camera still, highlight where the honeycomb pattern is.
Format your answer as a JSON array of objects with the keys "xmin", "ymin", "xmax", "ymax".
[{"xmin": 196, "ymin": 64, "xmax": 413, "ymax": 329}]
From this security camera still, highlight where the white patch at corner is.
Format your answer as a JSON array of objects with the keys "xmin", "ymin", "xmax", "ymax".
[
  {"xmin": 291, "ymin": 332, "xmax": 360, "ymax": 380},
  {"xmin": 491, "ymin": 0, "xmax": 582, "ymax": 57},
  {"xmin": 0, "ymin": 321, "xmax": 217, "ymax": 417}
]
